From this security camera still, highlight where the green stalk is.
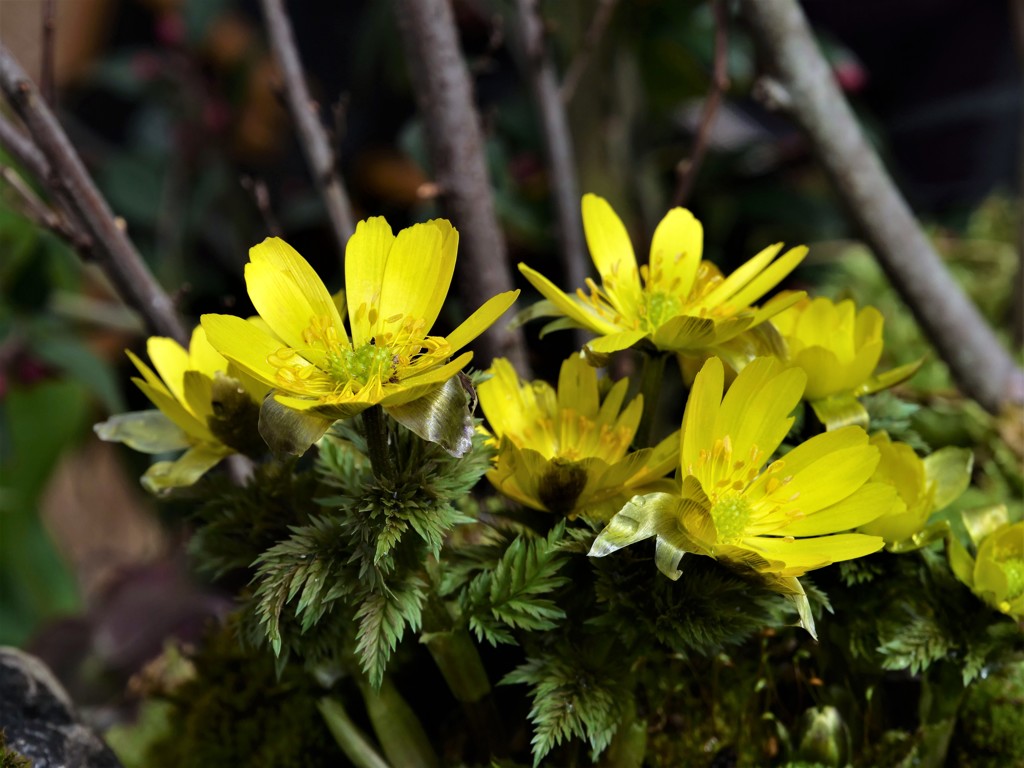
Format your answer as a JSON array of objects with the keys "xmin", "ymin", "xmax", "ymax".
[
  {"xmin": 358, "ymin": 675, "xmax": 440, "ymax": 768},
  {"xmin": 362, "ymin": 405, "xmax": 396, "ymax": 484},
  {"xmin": 635, "ymin": 351, "xmax": 669, "ymax": 448},
  {"xmin": 599, "ymin": 696, "xmax": 646, "ymax": 768},
  {"xmin": 317, "ymin": 697, "xmax": 391, "ymax": 768},
  {"xmin": 421, "ymin": 596, "xmax": 505, "ymax": 755}
]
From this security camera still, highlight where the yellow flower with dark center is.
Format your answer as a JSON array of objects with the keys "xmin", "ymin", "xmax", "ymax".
[
  {"xmin": 590, "ymin": 356, "xmax": 895, "ymax": 636},
  {"xmin": 771, "ymin": 297, "xmax": 923, "ymax": 429},
  {"xmin": 95, "ymin": 326, "xmax": 266, "ymax": 492},
  {"xmin": 950, "ymin": 520, "xmax": 1024, "ymax": 619},
  {"xmin": 516, "ymin": 194, "xmax": 807, "ymax": 360},
  {"xmin": 478, "ymin": 353, "xmax": 678, "ymax": 520},
  {"xmin": 201, "ymin": 221, "xmax": 518, "ymax": 455},
  {"xmin": 857, "ymin": 432, "xmax": 972, "ymax": 547}
]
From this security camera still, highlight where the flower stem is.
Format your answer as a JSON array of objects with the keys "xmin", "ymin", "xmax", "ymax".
[
  {"xmin": 317, "ymin": 697, "xmax": 391, "ymax": 768},
  {"xmin": 422, "ymin": 595, "xmax": 505, "ymax": 756},
  {"xmin": 357, "ymin": 674, "xmax": 440, "ymax": 768},
  {"xmin": 636, "ymin": 351, "xmax": 669, "ymax": 447},
  {"xmin": 362, "ymin": 405, "xmax": 396, "ymax": 484}
]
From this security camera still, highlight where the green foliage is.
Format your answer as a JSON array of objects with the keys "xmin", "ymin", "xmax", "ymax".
[
  {"xmin": 353, "ymin": 574, "xmax": 426, "ymax": 690},
  {"xmin": 502, "ymin": 641, "xmax": 629, "ymax": 766},
  {"xmin": 590, "ymin": 547, "xmax": 792, "ymax": 657},
  {"xmin": 863, "ymin": 392, "xmax": 928, "ymax": 452},
  {"xmin": 877, "ymin": 607, "xmax": 955, "ymax": 676},
  {"xmin": 949, "ymin": 660, "xmax": 1024, "ymax": 767},
  {"xmin": 244, "ymin": 418, "xmax": 492, "ymax": 687},
  {"xmin": 138, "ymin": 628, "xmax": 343, "ymax": 768},
  {"xmin": 461, "ymin": 522, "xmax": 570, "ymax": 646},
  {"xmin": 0, "ymin": 730, "xmax": 31, "ymax": 768},
  {"xmin": 188, "ymin": 459, "xmax": 317, "ymax": 579}
]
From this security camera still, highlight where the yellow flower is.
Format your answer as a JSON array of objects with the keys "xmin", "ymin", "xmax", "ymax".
[
  {"xmin": 857, "ymin": 432, "xmax": 972, "ymax": 547},
  {"xmin": 95, "ymin": 326, "xmax": 266, "ymax": 492},
  {"xmin": 202, "ymin": 222, "xmax": 518, "ymax": 455},
  {"xmin": 478, "ymin": 354, "xmax": 678, "ymax": 520},
  {"xmin": 590, "ymin": 356, "xmax": 895, "ymax": 636},
  {"xmin": 949, "ymin": 521, "xmax": 1024, "ymax": 619},
  {"xmin": 517, "ymin": 194, "xmax": 807, "ymax": 360},
  {"xmin": 771, "ymin": 297, "xmax": 922, "ymax": 429}
]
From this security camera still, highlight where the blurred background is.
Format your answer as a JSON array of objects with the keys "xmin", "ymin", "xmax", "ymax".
[{"xmin": 0, "ymin": 0, "xmax": 1021, "ymax": 727}]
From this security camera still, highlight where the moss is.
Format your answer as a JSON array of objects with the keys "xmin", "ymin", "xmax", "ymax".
[
  {"xmin": 949, "ymin": 660, "xmax": 1024, "ymax": 768},
  {"xmin": 0, "ymin": 730, "xmax": 31, "ymax": 768},
  {"xmin": 142, "ymin": 626, "xmax": 343, "ymax": 768}
]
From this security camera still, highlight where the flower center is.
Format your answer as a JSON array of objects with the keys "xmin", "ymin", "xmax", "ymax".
[
  {"xmin": 326, "ymin": 343, "xmax": 396, "ymax": 386},
  {"xmin": 1003, "ymin": 558, "xmax": 1024, "ymax": 602},
  {"xmin": 538, "ymin": 459, "xmax": 588, "ymax": 516},
  {"xmin": 711, "ymin": 494, "xmax": 753, "ymax": 543},
  {"xmin": 643, "ymin": 291, "xmax": 682, "ymax": 329}
]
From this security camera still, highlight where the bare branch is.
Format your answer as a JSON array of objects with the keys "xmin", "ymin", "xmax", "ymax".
[
  {"xmin": 393, "ymin": 0, "xmax": 531, "ymax": 375},
  {"xmin": 0, "ymin": 44, "xmax": 188, "ymax": 343},
  {"xmin": 1, "ymin": 164, "xmax": 64, "ymax": 232},
  {"xmin": 258, "ymin": 0, "xmax": 356, "ymax": 259},
  {"xmin": 671, "ymin": 0, "xmax": 729, "ymax": 208},
  {"xmin": 0, "ymin": 112, "xmax": 51, "ymax": 183},
  {"xmin": 739, "ymin": 0, "xmax": 1024, "ymax": 411},
  {"xmin": 560, "ymin": 0, "xmax": 619, "ymax": 105},
  {"xmin": 41, "ymin": 0, "xmax": 57, "ymax": 106},
  {"xmin": 512, "ymin": 0, "xmax": 588, "ymax": 308}
]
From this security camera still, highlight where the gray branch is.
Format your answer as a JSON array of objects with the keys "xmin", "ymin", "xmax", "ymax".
[
  {"xmin": 0, "ymin": 44, "xmax": 187, "ymax": 343},
  {"xmin": 393, "ymin": 0, "xmax": 531, "ymax": 375},
  {"xmin": 739, "ymin": 0, "xmax": 1024, "ymax": 411},
  {"xmin": 512, "ymin": 0, "xmax": 588, "ymax": 301},
  {"xmin": 259, "ymin": 0, "xmax": 356, "ymax": 256}
]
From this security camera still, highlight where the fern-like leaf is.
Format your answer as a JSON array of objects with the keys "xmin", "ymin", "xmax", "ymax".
[
  {"xmin": 354, "ymin": 575, "xmax": 427, "ymax": 690},
  {"xmin": 465, "ymin": 522, "xmax": 570, "ymax": 646}
]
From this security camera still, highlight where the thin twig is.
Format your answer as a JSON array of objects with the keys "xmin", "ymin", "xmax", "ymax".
[
  {"xmin": 739, "ymin": 0, "xmax": 1024, "ymax": 410},
  {"xmin": 258, "ymin": 0, "xmax": 356, "ymax": 259},
  {"xmin": 0, "ymin": 44, "xmax": 187, "ymax": 343},
  {"xmin": 0, "ymin": 112, "xmax": 51, "ymax": 183},
  {"xmin": 393, "ymin": 0, "xmax": 532, "ymax": 376},
  {"xmin": 560, "ymin": 0, "xmax": 619, "ymax": 105},
  {"xmin": 671, "ymin": 0, "xmax": 729, "ymax": 208},
  {"xmin": 1, "ymin": 164, "xmax": 63, "ymax": 231},
  {"xmin": 41, "ymin": 0, "xmax": 57, "ymax": 106},
  {"xmin": 512, "ymin": 0, "xmax": 588, "ymax": 324},
  {"xmin": 240, "ymin": 174, "xmax": 283, "ymax": 237}
]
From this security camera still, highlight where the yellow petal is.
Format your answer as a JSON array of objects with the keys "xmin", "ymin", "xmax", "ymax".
[
  {"xmin": 649, "ymin": 207, "xmax": 703, "ymax": 297},
  {"xmin": 768, "ymin": 481, "xmax": 896, "ymax": 537},
  {"xmin": 740, "ymin": 532, "xmax": 884, "ymax": 572},
  {"xmin": 345, "ymin": 217, "xmax": 395, "ymax": 345},
  {"xmin": 245, "ymin": 259, "xmax": 332, "ymax": 368},
  {"xmin": 681, "ymin": 356, "xmax": 724, "ymax": 476},
  {"xmin": 650, "ymin": 314, "xmax": 717, "ymax": 351},
  {"xmin": 724, "ymin": 246, "xmax": 807, "ymax": 311},
  {"xmin": 188, "ymin": 326, "xmax": 227, "ymax": 377},
  {"xmin": 696, "ymin": 243, "xmax": 782, "ymax": 310},
  {"xmin": 445, "ymin": 290, "xmax": 520, "ymax": 354},
  {"xmin": 126, "ymin": 349, "xmax": 171, "ymax": 397},
  {"xmin": 374, "ymin": 221, "xmax": 442, "ymax": 331},
  {"xmin": 581, "ymin": 194, "xmax": 643, "ymax": 315},
  {"xmin": 147, "ymin": 336, "xmax": 190, "ymax": 405},
  {"xmin": 133, "ymin": 378, "xmax": 211, "ymax": 442},
  {"xmin": 718, "ymin": 357, "xmax": 804, "ymax": 469},
  {"xmin": 519, "ymin": 264, "xmax": 620, "ymax": 335},
  {"xmin": 378, "ymin": 220, "xmax": 455, "ymax": 333},
  {"xmin": 586, "ymin": 329, "xmax": 649, "ymax": 355},
  {"xmin": 387, "ymin": 352, "xmax": 474, "ymax": 399},
  {"xmin": 557, "ymin": 353, "xmax": 599, "ymax": 419},
  {"xmin": 248, "ymin": 236, "xmax": 346, "ymax": 350},
  {"xmin": 182, "ymin": 370, "xmax": 214, "ymax": 424},
  {"xmin": 201, "ymin": 313, "xmax": 292, "ymax": 387},
  {"xmin": 770, "ymin": 443, "xmax": 879, "ymax": 514}
]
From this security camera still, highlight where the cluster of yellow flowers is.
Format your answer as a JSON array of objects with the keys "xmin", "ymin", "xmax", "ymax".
[{"xmin": 96, "ymin": 193, "xmax": 1020, "ymax": 628}]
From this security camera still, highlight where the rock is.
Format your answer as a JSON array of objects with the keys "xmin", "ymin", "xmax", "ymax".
[{"xmin": 0, "ymin": 647, "xmax": 122, "ymax": 768}]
